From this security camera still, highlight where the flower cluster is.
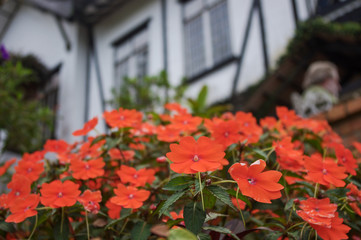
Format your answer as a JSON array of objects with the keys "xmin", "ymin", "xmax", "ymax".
[{"xmin": 0, "ymin": 104, "xmax": 360, "ymax": 240}]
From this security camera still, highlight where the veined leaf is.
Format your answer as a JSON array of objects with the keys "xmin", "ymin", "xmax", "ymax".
[
  {"xmin": 207, "ymin": 185, "xmax": 237, "ymax": 211},
  {"xmin": 203, "ymin": 226, "xmax": 240, "ymax": 240},
  {"xmin": 184, "ymin": 202, "xmax": 206, "ymax": 235},
  {"xmin": 159, "ymin": 190, "xmax": 187, "ymax": 217},
  {"xmin": 168, "ymin": 228, "xmax": 198, "ymax": 240},
  {"xmin": 163, "ymin": 176, "xmax": 193, "ymax": 191},
  {"xmin": 131, "ymin": 221, "xmax": 151, "ymax": 240}
]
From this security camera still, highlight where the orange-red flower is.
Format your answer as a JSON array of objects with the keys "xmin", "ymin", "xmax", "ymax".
[
  {"xmin": 332, "ymin": 143, "xmax": 357, "ymax": 175},
  {"xmin": 156, "ymin": 125, "xmax": 181, "ymax": 142},
  {"xmin": 103, "ymin": 108, "xmax": 142, "ymax": 129},
  {"xmin": 108, "ymin": 148, "xmax": 135, "ymax": 162},
  {"xmin": 310, "ymin": 213, "xmax": 350, "ymax": 240},
  {"xmin": 273, "ymin": 137, "xmax": 304, "ymax": 172},
  {"xmin": 14, "ymin": 159, "xmax": 44, "ymax": 182},
  {"xmin": 106, "ymin": 200, "xmax": 122, "ymax": 219},
  {"xmin": 170, "ymin": 114, "xmax": 202, "ymax": 134},
  {"xmin": 304, "ymin": 153, "xmax": 347, "ymax": 187},
  {"xmin": 22, "ymin": 151, "xmax": 45, "ymax": 162},
  {"xmin": 166, "ymin": 136, "xmax": 228, "ymax": 174},
  {"xmin": 72, "ymin": 117, "xmax": 98, "ymax": 136},
  {"xmin": 5, "ymin": 194, "xmax": 39, "ymax": 223},
  {"xmin": 77, "ymin": 190, "xmax": 102, "ymax": 214},
  {"xmin": 40, "ymin": 180, "xmax": 80, "ymax": 208},
  {"xmin": 164, "ymin": 102, "xmax": 188, "ymax": 115},
  {"xmin": 296, "ymin": 198, "xmax": 337, "ymax": 227},
  {"xmin": 206, "ymin": 120, "xmax": 241, "ymax": 149},
  {"xmin": 116, "ymin": 165, "xmax": 155, "ymax": 187},
  {"xmin": 70, "ymin": 157, "xmax": 105, "ymax": 180},
  {"xmin": 43, "ymin": 139, "xmax": 69, "ymax": 154},
  {"xmin": 7, "ymin": 175, "xmax": 31, "ymax": 203},
  {"xmin": 110, "ymin": 183, "xmax": 150, "ymax": 209},
  {"xmin": 0, "ymin": 158, "xmax": 16, "ymax": 176},
  {"xmin": 353, "ymin": 141, "xmax": 361, "ymax": 154},
  {"xmin": 229, "ymin": 160, "xmax": 284, "ymax": 203}
]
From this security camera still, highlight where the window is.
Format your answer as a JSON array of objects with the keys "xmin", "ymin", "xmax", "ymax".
[
  {"xmin": 183, "ymin": 0, "xmax": 232, "ymax": 78},
  {"xmin": 113, "ymin": 21, "xmax": 149, "ymax": 89}
]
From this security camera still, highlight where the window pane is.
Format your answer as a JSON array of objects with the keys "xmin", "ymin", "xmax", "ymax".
[
  {"xmin": 136, "ymin": 47, "xmax": 148, "ymax": 79},
  {"xmin": 184, "ymin": 0, "xmax": 203, "ymax": 19},
  {"xmin": 115, "ymin": 40, "xmax": 132, "ymax": 61},
  {"xmin": 210, "ymin": 1, "xmax": 232, "ymax": 64},
  {"xmin": 134, "ymin": 28, "xmax": 148, "ymax": 50},
  {"xmin": 184, "ymin": 15, "xmax": 206, "ymax": 77},
  {"xmin": 115, "ymin": 59, "xmax": 128, "ymax": 89}
]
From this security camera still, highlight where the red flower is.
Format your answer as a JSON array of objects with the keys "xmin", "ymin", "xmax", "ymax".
[
  {"xmin": 273, "ymin": 137, "xmax": 304, "ymax": 172},
  {"xmin": 304, "ymin": 153, "xmax": 347, "ymax": 187},
  {"xmin": 103, "ymin": 108, "xmax": 142, "ymax": 129},
  {"xmin": 297, "ymin": 198, "xmax": 337, "ymax": 227},
  {"xmin": 206, "ymin": 120, "xmax": 241, "ymax": 149},
  {"xmin": 70, "ymin": 157, "xmax": 105, "ymax": 180},
  {"xmin": 156, "ymin": 125, "xmax": 181, "ymax": 142},
  {"xmin": 108, "ymin": 148, "xmax": 135, "ymax": 162},
  {"xmin": 110, "ymin": 183, "xmax": 150, "ymax": 209},
  {"xmin": 106, "ymin": 200, "xmax": 122, "ymax": 219},
  {"xmin": 170, "ymin": 114, "xmax": 202, "ymax": 134},
  {"xmin": 44, "ymin": 139, "xmax": 69, "ymax": 154},
  {"xmin": 229, "ymin": 160, "xmax": 284, "ymax": 203},
  {"xmin": 116, "ymin": 165, "xmax": 155, "ymax": 187},
  {"xmin": 333, "ymin": 143, "xmax": 357, "ymax": 175},
  {"xmin": 353, "ymin": 141, "xmax": 361, "ymax": 154},
  {"xmin": 77, "ymin": 190, "xmax": 102, "ymax": 214},
  {"xmin": 166, "ymin": 136, "xmax": 228, "ymax": 174},
  {"xmin": 40, "ymin": 180, "xmax": 80, "ymax": 208},
  {"xmin": 14, "ymin": 159, "xmax": 44, "ymax": 182},
  {"xmin": 6, "ymin": 194, "xmax": 39, "ymax": 223},
  {"xmin": 72, "ymin": 117, "xmax": 98, "ymax": 136},
  {"xmin": 0, "ymin": 158, "xmax": 16, "ymax": 176},
  {"xmin": 310, "ymin": 213, "xmax": 350, "ymax": 240},
  {"xmin": 164, "ymin": 103, "xmax": 188, "ymax": 115},
  {"xmin": 7, "ymin": 175, "xmax": 31, "ymax": 203}
]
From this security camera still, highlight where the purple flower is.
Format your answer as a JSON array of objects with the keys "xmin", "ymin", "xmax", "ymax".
[{"xmin": 0, "ymin": 44, "xmax": 10, "ymax": 60}]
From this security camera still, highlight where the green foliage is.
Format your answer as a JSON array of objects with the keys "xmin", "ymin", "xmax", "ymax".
[
  {"xmin": 0, "ymin": 61, "xmax": 53, "ymax": 153},
  {"xmin": 110, "ymin": 71, "xmax": 230, "ymax": 117},
  {"xmin": 130, "ymin": 221, "xmax": 151, "ymax": 240},
  {"xmin": 183, "ymin": 202, "xmax": 206, "ymax": 235}
]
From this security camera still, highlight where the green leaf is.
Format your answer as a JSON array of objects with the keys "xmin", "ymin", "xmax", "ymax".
[
  {"xmin": 163, "ymin": 176, "xmax": 193, "ymax": 191},
  {"xmin": 197, "ymin": 85, "xmax": 208, "ymax": 111},
  {"xmin": 284, "ymin": 199, "xmax": 294, "ymax": 210},
  {"xmin": 197, "ymin": 232, "xmax": 212, "ymax": 240},
  {"xmin": 0, "ymin": 222, "xmax": 15, "ymax": 233},
  {"xmin": 203, "ymin": 226, "xmax": 240, "ymax": 240},
  {"xmin": 53, "ymin": 214, "xmax": 70, "ymax": 240},
  {"xmin": 131, "ymin": 221, "xmax": 151, "ymax": 240},
  {"xmin": 194, "ymin": 178, "xmax": 205, "ymax": 195},
  {"xmin": 207, "ymin": 185, "xmax": 237, "ymax": 211},
  {"xmin": 203, "ymin": 188, "xmax": 216, "ymax": 209},
  {"xmin": 159, "ymin": 190, "xmax": 187, "ymax": 216},
  {"xmin": 205, "ymin": 212, "xmax": 228, "ymax": 222},
  {"xmin": 252, "ymin": 148, "xmax": 267, "ymax": 160},
  {"xmin": 105, "ymin": 208, "xmax": 132, "ymax": 229},
  {"xmin": 168, "ymin": 228, "xmax": 198, "ymax": 240},
  {"xmin": 184, "ymin": 202, "xmax": 206, "ymax": 235}
]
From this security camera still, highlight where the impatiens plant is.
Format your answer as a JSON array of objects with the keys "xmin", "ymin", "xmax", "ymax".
[{"xmin": 0, "ymin": 104, "xmax": 361, "ymax": 240}]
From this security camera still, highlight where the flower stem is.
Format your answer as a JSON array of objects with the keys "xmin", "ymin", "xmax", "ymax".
[
  {"xmin": 198, "ymin": 172, "xmax": 205, "ymax": 211},
  {"xmin": 236, "ymin": 187, "xmax": 245, "ymax": 228},
  {"xmin": 27, "ymin": 214, "xmax": 38, "ymax": 240},
  {"xmin": 212, "ymin": 180, "xmax": 236, "ymax": 185},
  {"xmin": 85, "ymin": 211, "xmax": 90, "ymax": 240},
  {"xmin": 61, "ymin": 207, "xmax": 64, "ymax": 233},
  {"xmin": 314, "ymin": 183, "xmax": 319, "ymax": 198}
]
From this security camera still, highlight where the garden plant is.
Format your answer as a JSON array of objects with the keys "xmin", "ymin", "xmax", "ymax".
[{"xmin": 0, "ymin": 103, "xmax": 360, "ymax": 239}]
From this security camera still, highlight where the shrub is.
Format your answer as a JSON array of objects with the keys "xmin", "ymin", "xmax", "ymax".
[{"xmin": 0, "ymin": 104, "xmax": 360, "ymax": 239}]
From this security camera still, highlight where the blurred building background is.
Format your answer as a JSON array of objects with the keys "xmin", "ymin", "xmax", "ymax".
[{"xmin": 0, "ymin": 0, "xmax": 360, "ymax": 144}]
